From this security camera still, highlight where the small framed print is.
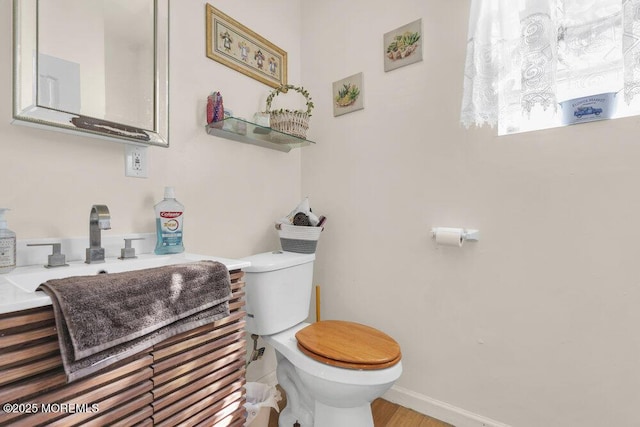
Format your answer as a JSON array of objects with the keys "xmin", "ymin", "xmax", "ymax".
[
  {"xmin": 383, "ymin": 19, "xmax": 423, "ymax": 72},
  {"xmin": 332, "ymin": 72, "xmax": 364, "ymax": 117}
]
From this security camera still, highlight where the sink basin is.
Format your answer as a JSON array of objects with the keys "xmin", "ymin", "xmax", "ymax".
[{"xmin": 5, "ymin": 253, "xmax": 237, "ymax": 293}]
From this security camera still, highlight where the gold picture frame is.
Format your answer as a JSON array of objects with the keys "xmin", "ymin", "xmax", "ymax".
[{"xmin": 206, "ymin": 5, "xmax": 287, "ymax": 89}]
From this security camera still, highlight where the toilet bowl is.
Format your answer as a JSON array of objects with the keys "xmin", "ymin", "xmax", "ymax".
[{"xmin": 242, "ymin": 251, "xmax": 402, "ymax": 427}]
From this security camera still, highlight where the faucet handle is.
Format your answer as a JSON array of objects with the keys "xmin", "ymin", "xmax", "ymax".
[
  {"xmin": 119, "ymin": 238, "xmax": 145, "ymax": 260},
  {"xmin": 27, "ymin": 243, "xmax": 69, "ymax": 268}
]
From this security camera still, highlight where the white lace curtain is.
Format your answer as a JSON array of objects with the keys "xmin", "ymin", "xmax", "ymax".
[{"xmin": 460, "ymin": 0, "xmax": 640, "ymax": 129}]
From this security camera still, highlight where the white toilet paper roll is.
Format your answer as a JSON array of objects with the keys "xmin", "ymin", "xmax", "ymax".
[{"xmin": 434, "ymin": 228, "xmax": 464, "ymax": 247}]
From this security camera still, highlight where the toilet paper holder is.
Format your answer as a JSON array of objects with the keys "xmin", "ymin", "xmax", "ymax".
[{"xmin": 430, "ymin": 227, "xmax": 480, "ymax": 242}]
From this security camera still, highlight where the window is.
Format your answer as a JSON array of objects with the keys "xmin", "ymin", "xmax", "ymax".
[{"xmin": 461, "ymin": 0, "xmax": 640, "ymax": 135}]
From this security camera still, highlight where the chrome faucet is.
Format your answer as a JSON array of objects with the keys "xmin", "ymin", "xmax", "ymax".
[{"xmin": 85, "ymin": 204, "xmax": 111, "ymax": 264}]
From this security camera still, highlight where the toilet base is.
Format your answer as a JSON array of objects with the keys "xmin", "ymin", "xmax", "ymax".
[
  {"xmin": 314, "ymin": 401, "xmax": 374, "ymax": 427},
  {"xmin": 274, "ymin": 355, "xmax": 376, "ymax": 427},
  {"xmin": 276, "ymin": 356, "xmax": 314, "ymax": 427},
  {"xmin": 265, "ymin": 324, "xmax": 402, "ymax": 427}
]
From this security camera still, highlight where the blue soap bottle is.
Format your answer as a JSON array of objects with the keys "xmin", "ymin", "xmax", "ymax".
[{"xmin": 154, "ymin": 187, "xmax": 185, "ymax": 254}]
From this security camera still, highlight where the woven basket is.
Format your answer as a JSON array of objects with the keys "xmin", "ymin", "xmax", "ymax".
[
  {"xmin": 277, "ymin": 223, "xmax": 322, "ymax": 254},
  {"xmin": 265, "ymin": 85, "xmax": 313, "ymax": 139}
]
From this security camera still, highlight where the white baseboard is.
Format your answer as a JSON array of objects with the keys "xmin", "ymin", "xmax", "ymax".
[{"xmin": 383, "ymin": 385, "xmax": 512, "ymax": 427}]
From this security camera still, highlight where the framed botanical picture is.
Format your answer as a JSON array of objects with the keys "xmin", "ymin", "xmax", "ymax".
[
  {"xmin": 206, "ymin": 5, "xmax": 287, "ymax": 88},
  {"xmin": 332, "ymin": 72, "xmax": 364, "ymax": 117},
  {"xmin": 383, "ymin": 19, "xmax": 423, "ymax": 72}
]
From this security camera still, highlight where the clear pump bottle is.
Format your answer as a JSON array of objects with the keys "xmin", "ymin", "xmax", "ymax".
[{"xmin": 0, "ymin": 208, "xmax": 16, "ymax": 273}]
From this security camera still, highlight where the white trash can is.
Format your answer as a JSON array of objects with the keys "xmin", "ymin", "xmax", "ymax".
[{"xmin": 244, "ymin": 382, "xmax": 281, "ymax": 427}]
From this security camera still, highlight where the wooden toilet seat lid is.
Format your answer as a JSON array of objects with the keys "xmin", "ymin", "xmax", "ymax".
[{"xmin": 295, "ymin": 320, "xmax": 401, "ymax": 370}]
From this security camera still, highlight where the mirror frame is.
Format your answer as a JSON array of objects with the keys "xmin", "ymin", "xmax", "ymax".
[{"xmin": 12, "ymin": 0, "xmax": 169, "ymax": 147}]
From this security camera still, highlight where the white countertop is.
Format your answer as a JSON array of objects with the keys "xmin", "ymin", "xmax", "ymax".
[{"xmin": 0, "ymin": 252, "xmax": 250, "ymax": 315}]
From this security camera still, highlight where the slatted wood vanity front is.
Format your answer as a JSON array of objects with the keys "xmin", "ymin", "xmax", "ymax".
[{"xmin": 0, "ymin": 270, "xmax": 247, "ymax": 426}]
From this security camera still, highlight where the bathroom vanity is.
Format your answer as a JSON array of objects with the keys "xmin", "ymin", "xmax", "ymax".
[{"xmin": 0, "ymin": 255, "xmax": 249, "ymax": 426}]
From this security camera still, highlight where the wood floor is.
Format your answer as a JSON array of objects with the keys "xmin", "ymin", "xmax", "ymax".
[
  {"xmin": 267, "ymin": 386, "xmax": 454, "ymax": 427},
  {"xmin": 371, "ymin": 398, "xmax": 454, "ymax": 427}
]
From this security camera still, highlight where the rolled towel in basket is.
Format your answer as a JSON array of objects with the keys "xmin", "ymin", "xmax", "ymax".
[
  {"xmin": 278, "ymin": 197, "xmax": 319, "ymax": 226},
  {"xmin": 293, "ymin": 212, "xmax": 311, "ymax": 226}
]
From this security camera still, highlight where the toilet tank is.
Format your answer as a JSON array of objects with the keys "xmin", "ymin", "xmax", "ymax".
[{"xmin": 242, "ymin": 251, "xmax": 315, "ymax": 336}]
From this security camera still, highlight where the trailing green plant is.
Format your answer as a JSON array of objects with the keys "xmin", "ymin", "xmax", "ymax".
[{"xmin": 265, "ymin": 84, "xmax": 314, "ymax": 117}]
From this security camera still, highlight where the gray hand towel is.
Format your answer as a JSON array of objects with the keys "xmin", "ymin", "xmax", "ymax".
[{"xmin": 38, "ymin": 260, "xmax": 231, "ymax": 382}]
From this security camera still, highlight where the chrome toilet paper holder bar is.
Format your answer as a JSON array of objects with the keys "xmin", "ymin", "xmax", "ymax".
[{"xmin": 431, "ymin": 227, "xmax": 480, "ymax": 242}]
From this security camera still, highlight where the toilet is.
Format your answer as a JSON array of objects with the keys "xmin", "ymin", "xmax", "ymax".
[{"xmin": 242, "ymin": 251, "xmax": 402, "ymax": 427}]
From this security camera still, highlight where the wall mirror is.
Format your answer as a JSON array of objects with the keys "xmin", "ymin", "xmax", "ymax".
[{"xmin": 12, "ymin": 0, "xmax": 169, "ymax": 147}]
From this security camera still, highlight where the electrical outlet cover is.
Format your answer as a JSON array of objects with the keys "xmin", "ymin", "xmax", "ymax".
[{"xmin": 124, "ymin": 145, "xmax": 148, "ymax": 178}]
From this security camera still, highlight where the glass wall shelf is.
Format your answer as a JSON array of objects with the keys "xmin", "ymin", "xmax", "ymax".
[{"xmin": 205, "ymin": 117, "xmax": 315, "ymax": 152}]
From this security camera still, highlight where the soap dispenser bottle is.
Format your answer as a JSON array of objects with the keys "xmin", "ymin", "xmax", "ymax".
[
  {"xmin": 0, "ymin": 208, "xmax": 16, "ymax": 273},
  {"xmin": 154, "ymin": 187, "xmax": 185, "ymax": 254}
]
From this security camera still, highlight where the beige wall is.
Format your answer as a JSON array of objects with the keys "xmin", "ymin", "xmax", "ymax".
[
  {"xmin": 4, "ymin": 1, "xmax": 640, "ymax": 426},
  {"xmin": 0, "ymin": 0, "xmax": 302, "ymax": 258},
  {"xmin": 301, "ymin": 1, "xmax": 640, "ymax": 426}
]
